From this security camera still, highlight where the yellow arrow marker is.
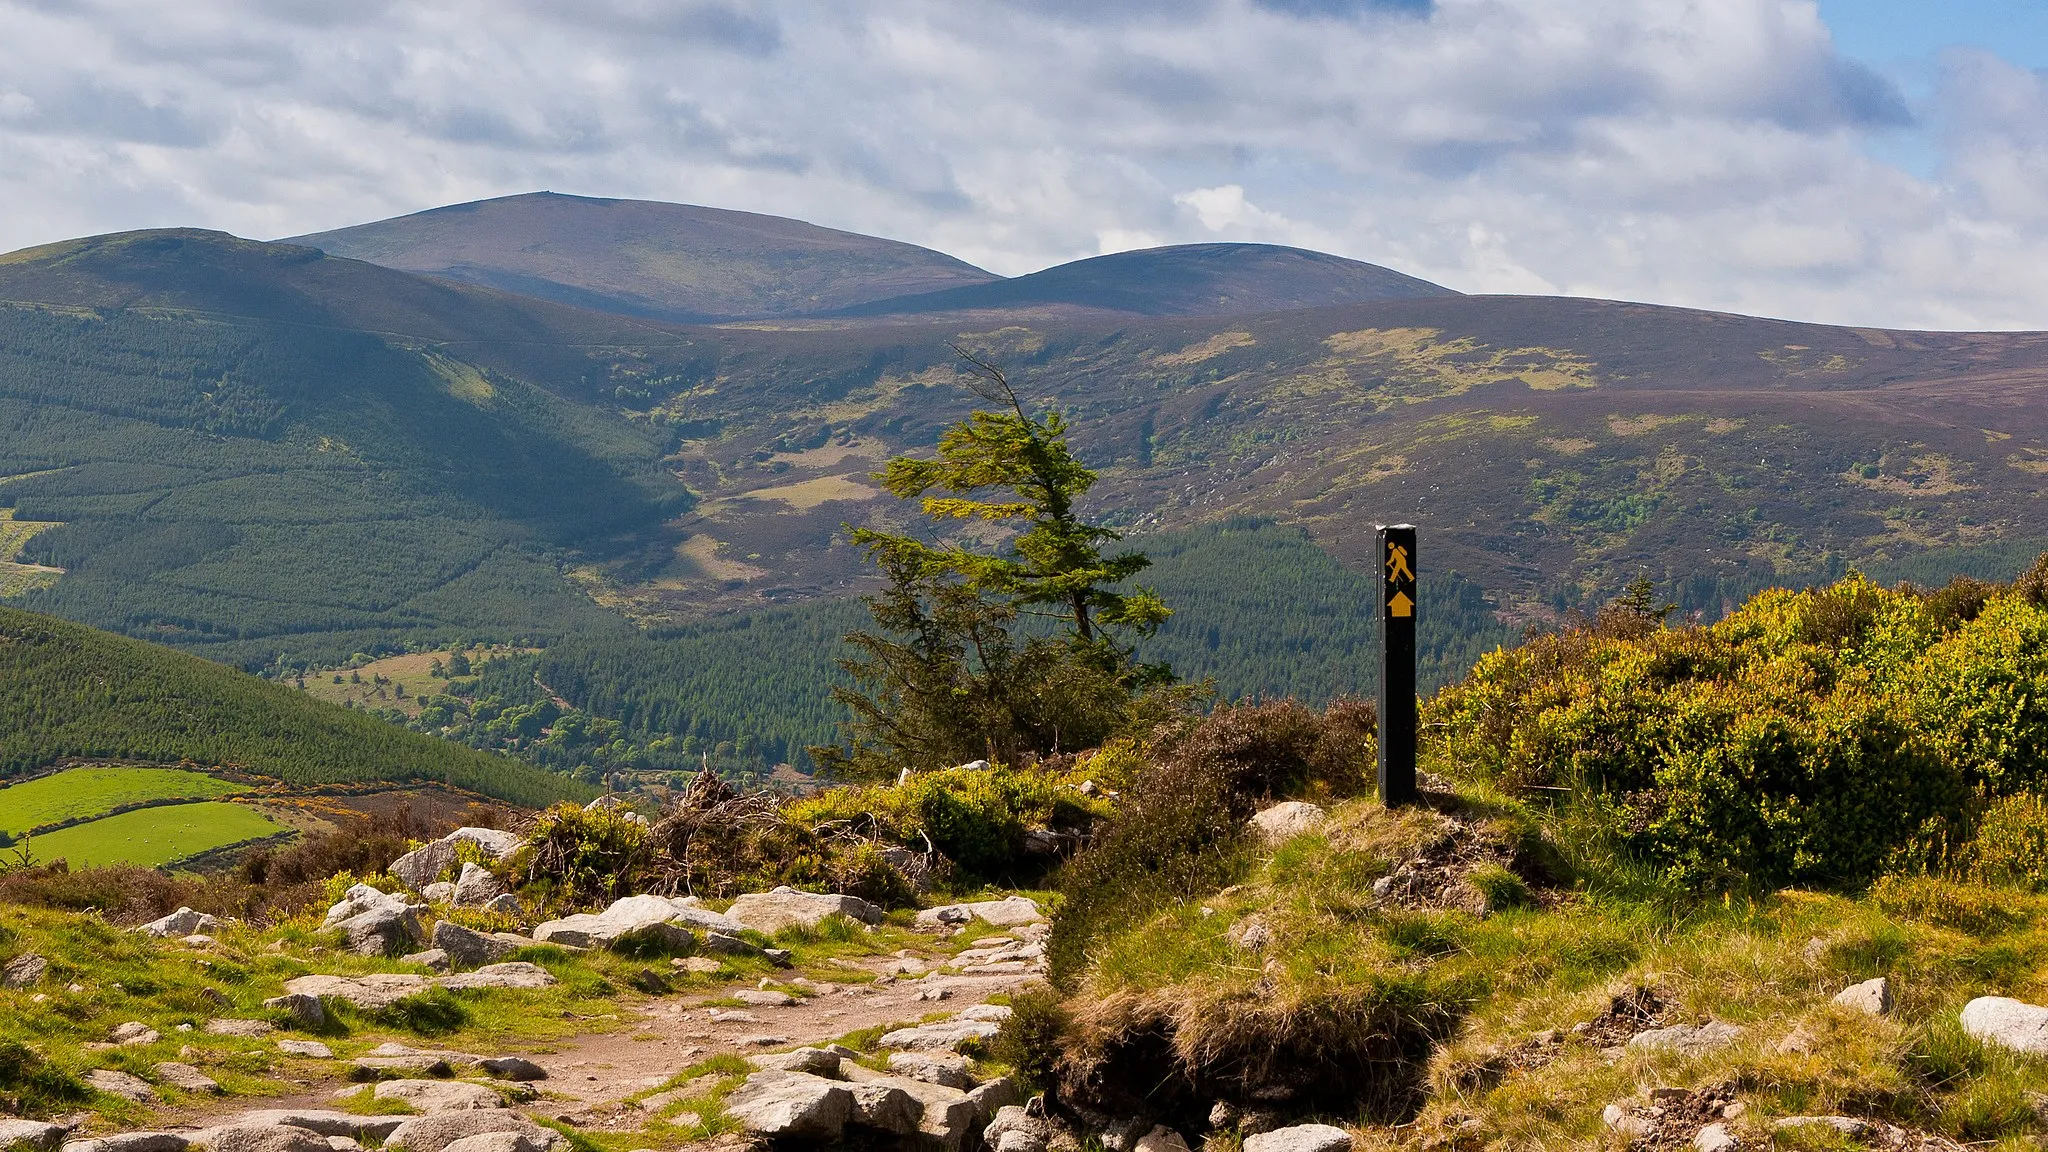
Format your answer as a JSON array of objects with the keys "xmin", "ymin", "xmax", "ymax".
[{"xmin": 1389, "ymin": 589, "xmax": 1414, "ymax": 618}]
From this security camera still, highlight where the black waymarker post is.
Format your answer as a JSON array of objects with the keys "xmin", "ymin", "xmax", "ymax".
[{"xmin": 1377, "ymin": 524, "xmax": 1419, "ymax": 807}]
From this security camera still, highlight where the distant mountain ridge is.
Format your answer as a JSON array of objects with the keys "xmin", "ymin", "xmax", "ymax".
[
  {"xmin": 283, "ymin": 192, "xmax": 1456, "ymax": 323},
  {"xmin": 833, "ymin": 242, "xmax": 1457, "ymax": 319},
  {"xmin": 284, "ymin": 192, "xmax": 1000, "ymax": 322}
]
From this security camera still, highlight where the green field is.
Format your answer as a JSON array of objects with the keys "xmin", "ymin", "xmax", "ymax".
[
  {"xmin": 22, "ymin": 801, "xmax": 287, "ymax": 869},
  {"xmin": 0, "ymin": 766, "xmax": 245, "ymax": 837}
]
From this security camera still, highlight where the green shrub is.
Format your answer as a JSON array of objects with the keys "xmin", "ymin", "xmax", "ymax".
[
  {"xmin": 1425, "ymin": 569, "xmax": 2048, "ymax": 891},
  {"xmin": 1965, "ymin": 792, "xmax": 2048, "ymax": 890},
  {"xmin": 517, "ymin": 803, "xmax": 654, "ymax": 905},
  {"xmin": 989, "ymin": 987, "xmax": 1069, "ymax": 1091},
  {"xmin": 788, "ymin": 763, "xmax": 1106, "ymax": 881}
]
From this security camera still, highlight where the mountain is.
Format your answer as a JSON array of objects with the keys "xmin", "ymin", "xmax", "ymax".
[
  {"xmin": 3, "ymin": 209, "xmax": 2047, "ymax": 778},
  {"xmin": 0, "ymin": 228, "xmax": 689, "ymax": 664},
  {"xmin": 838, "ymin": 242, "xmax": 1456, "ymax": 319},
  {"xmin": 0, "ymin": 605, "xmax": 586, "ymax": 806},
  {"xmin": 283, "ymin": 192, "xmax": 999, "ymax": 322}
]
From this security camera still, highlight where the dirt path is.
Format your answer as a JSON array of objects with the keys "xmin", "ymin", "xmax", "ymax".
[{"xmin": 528, "ymin": 958, "xmax": 1040, "ymax": 1124}]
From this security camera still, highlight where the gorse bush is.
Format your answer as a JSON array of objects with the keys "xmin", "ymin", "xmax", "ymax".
[
  {"xmin": 1429, "ymin": 567, "xmax": 2048, "ymax": 890},
  {"xmin": 789, "ymin": 763, "xmax": 1109, "ymax": 880}
]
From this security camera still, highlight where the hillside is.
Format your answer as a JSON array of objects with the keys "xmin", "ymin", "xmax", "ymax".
[
  {"xmin": 285, "ymin": 192, "xmax": 999, "ymax": 321},
  {"xmin": 0, "ymin": 605, "xmax": 588, "ymax": 806},
  {"xmin": 0, "ymin": 211, "xmax": 2046, "ymax": 777},
  {"xmin": 836, "ymin": 242, "xmax": 1456, "ymax": 319}
]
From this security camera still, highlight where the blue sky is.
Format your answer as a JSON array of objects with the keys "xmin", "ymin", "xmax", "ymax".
[
  {"xmin": 1821, "ymin": 0, "xmax": 2048, "ymax": 67},
  {"xmin": 0, "ymin": 0, "xmax": 2044, "ymax": 329}
]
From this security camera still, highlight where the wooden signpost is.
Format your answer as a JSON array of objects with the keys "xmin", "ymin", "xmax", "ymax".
[{"xmin": 1377, "ymin": 524, "xmax": 1418, "ymax": 807}]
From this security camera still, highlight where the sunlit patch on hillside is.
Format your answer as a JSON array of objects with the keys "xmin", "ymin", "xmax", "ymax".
[
  {"xmin": 1845, "ymin": 453, "xmax": 1970, "ymax": 496},
  {"xmin": 768, "ymin": 439, "xmax": 884, "ymax": 469},
  {"xmin": 1319, "ymin": 326, "xmax": 1598, "ymax": 397},
  {"xmin": 1539, "ymin": 437, "xmax": 1596, "ymax": 455},
  {"xmin": 426, "ymin": 351, "xmax": 496, "ymax": 403},
  {"xmin": 0, "ymin": 508, "xmax": 64, "ymax": 597},
  {"xmin": 954, "ymin": 325, "xmax": 1047, "ymax": 356},
  {"xmin": 730, "ymin": 474, "xmax": 879, "ymax": 510},
  {"xmin": 1760, "ymin": 344, "xmax": 1858, "ymax": 375},
  {"xmin": 2008, "ymin": 449, "xmax": 2048, "ymax": 475},
  {"xmin": 1607, "ymin": 413, "xmax": 1683, "ymax": 436},
  {"xmin": 1155, "ymin": 330, "xmax": 1255, "ymax": 367},
  {"xmin": 1705, "ymin": 417, "xmax": 1745, "ymax": 434},
  {"xmin": 675, "ymin": 533, "xmax": 769, "ymax": 581}
]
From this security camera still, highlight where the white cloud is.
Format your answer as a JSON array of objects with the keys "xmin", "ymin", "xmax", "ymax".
[{"xmin": 0, "ymin": 0, "xmax": 2041, "ymax": 327}]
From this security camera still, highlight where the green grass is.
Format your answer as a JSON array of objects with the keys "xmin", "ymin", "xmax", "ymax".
[
  {"xmin": 0, "ymin": 767, "xmax": 244, "ymax": 837},
  {"xmin": 24, "ymin": 802, "xmax": 286, "ymax": 869}
]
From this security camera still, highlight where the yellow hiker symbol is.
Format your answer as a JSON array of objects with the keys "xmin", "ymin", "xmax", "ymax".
[{"xmin": 1385, "ymin": 543, "xmax": 1415, "ymax": 585}]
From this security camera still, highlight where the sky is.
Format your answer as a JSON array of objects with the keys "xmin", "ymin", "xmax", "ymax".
[{"xmin": 0, "ymin": 0, "xmax": 2045, "ymax": 330}]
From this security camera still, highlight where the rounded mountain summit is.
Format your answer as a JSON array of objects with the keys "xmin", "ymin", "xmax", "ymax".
[{"xmin": 284, "ymin": 191, "xmax": 1455, "ymax": 323}]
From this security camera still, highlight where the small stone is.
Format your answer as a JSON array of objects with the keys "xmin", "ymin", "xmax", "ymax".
[
  {"xmin": 137, "ymin": 908, "xmax": 219, "ymax": 938},
  {"xmin": 62, "ymin": 1134, "xmax": 188, "ymax": 1152},
  {"xmin": 278, "ymin": 1040, "xmax": 335, "ymax": 1059},
  {"xmin": 206, "ymin": 1019, "xmax": 275, "ymax": 1038},
  {"xmin": 264, "ymin": 993, "xmax": 326, "ymax": 1030},
  {"xmin": 1961, "ymin": 996, "xmax": 2048, "ymax": 1055},
  {"xmin": 2, "ymin": 953, "xmax": 48, "ymax": 989},
  {"xmin": 1134, "ymin": 1127, "xmax": 1191, "ymax": 1152},
  {"xmin": 727, "ymin": 887, "xmax": 884, "ymax": 935},
  {"xmin": 887, "ymin": 1051, "xmax": 972, "ymax": 1089},
  {"xmin": 450, "ymin": 864, "xmax": 506, "ymax": 908},
  {"xmin": 735, "ymin": 989, "xmax": 798, "ymax": 1007},
  {"xmin": 722, "ymin": 1071, "xmax": 856, "ymax": 1139},
  {"xmin": 431, "ymin": 923, "xmax": 518, "ymax": 970},
  {"xmin": 112, "ymin": 1021, "xmax": 160, "ymax": 1045},
  {"xmin": 1777, "ymin": 1023, "xmax": 1819, "ymax": 1055},
  {"xmin": 422, "ymin": 883, "xmax": 457, "ymax": 905},
  {"xmin": 434, "ymin": 962, "xmax": 556, "ymax": 991},
  {"xmin": 478, "ymin": 1057, "xmax": 546, "ymax": 1082},
  {"xmin": 0, "ymin": 1120, "xmax": 67, "ymax": 1152},
  {"xmin": 373, "ymin": 1080, "xmax": 504, "ymax": 1113},
  {"xmin": 155, "ymin": 1062, "xmax": 221, "ymax": 1093},
  {"xmin": 754, "ymin": 1048, "xmax": 841, "ymax": 1077},
  {"xmin": 1246, "ymin": 801, "xmax": 1328, "ymax": 847},
  {"xmin": 84, "ymin": 1068, "xmax": 157, "ymax": 1102},
  {"xmin": 206, "ymin": 1125, "xmax": 335, "ymax": 1152},
  {"xmin": 389, "ymin": 840, "xmax": 460, "ymax": 892},
  {"xmin": 1832, "ymin": 976, "xmax": 1892, "ymax": 1017},
  {"xmin": 1241, "ymin": 1124, "xmax": 1354, "ymax": 1152},
  {"xmin": 1721, "ymin": 1102, "xmax": 1747, "ymax": 1120},
  {"xmin": 385, "ymin": 1115, "xmax": 563, "ymax": 1152},
  {"xmin": 401, "ymin": 949, "xmax": 452, "ymax": 972},
  {"xmin": 1626, "ymin": 1020, "xmax": 1743, "ymax": 1055},
  {"xmin": 1693, "ymin": 1123, "xmax": 1738, "ymax": 1152},
  {"xmin": 671, "ymin": 957, "xmax": 722, "ymax": 974}
]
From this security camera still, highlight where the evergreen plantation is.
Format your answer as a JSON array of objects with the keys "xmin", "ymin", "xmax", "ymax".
[{"xmin": 0, "ymin": 606, "xmax": 591, "ymax": 807}]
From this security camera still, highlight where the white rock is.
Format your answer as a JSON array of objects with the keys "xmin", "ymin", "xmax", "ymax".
[
  {"xmin": 1693, "ymin": 1123, "xmax": 1739, "ymax": 1152},
  {"xmin": 206, "ymin": 1112, "xmax": 405, "ymax": 1141},
  {"xmin": 112, "ymin": 1021, "xmax": 159, "ymax": 1045},
  {"xmin": 2, "ymin": 953, "xmax": 48, "ymax": 989},
  {"xmin": 0, "ymin": 1120, "xmax": 67, "ymax": 1152},
  {"xmin": 435, "ymin": 962, "xmax": 556, "ymax": 991},
  {"xmin": 384, "ymin": 1115, "xmax": 563, "ymax": 1152},
  {"xmin": 372, "ymin": 1080, "xmax": 503, "ymax": 1113},
  {"xmin": 1134, "ymin": 1127, "xmax": 1191, "ymax": 1152},
  {"xmin": 888, "ymin": 1051, "xmax": 972, "ymax": 1089},
  {"xmin": 984, "ymin": 1106, "xmax": 1051, "ymax": 1152},
  {"xmin": 63, "ymin": 1135, "xmax": 186, "ymax": 1152},
  {"xmin": 1247, "ymin": 801, "xmax": 1329, "ymax": 847},
  {"xmin": 1626, "ymin": 1020, "xmax": 1744, "ymax": 1055},
  {"xmin": 206, "ymin": 1019, "xmax": 273, "ymax": 1038},
  {"xmin": 477, "ymin": 1057, "xmax": 545, "ymax": 1082},
  {"xmin": 445, "ymin": 828, "xmax": 523, "ymax": 862},
  {"xmin": 284, "ymin": 973, "xmax": 430, "ymax": 1011},
  {"xmin": 450, "ymin": 864, "xmax": 506, "ymax": 909},
  {"xmin": 752, "ymin": 1048, "xmax": 841, "ymax": 1076},
  {"xmin": 84, "ymin": 1068, "xmax": 157, "ymax": 1102},
  {"xmin": 155, "ymin": 1062, "xmax": 221, "ymax": 1093},
  {"xmin": 321, "ymin": 885, "xmax": 424, "ymax": 956},
  {"xmin": 388, "ymin": 841, "xmax": 459, "ymax": 892},
  {"xmin": 1961, "ymin": 996, "xmax": 2048, "ymax": 1055},
  {"xmin": 138, "ymin": 908, "xmax": 219, "ymax": 938},
  {"xmin": 721, "ymin": 1071, "xmax": 856, "ymax": 1140},
  {"xmin": 915, "ymin": 897, "xmax": 1046, "ymax": 929},
  {"xmin": 435, "ymin": 1136, "xmax": 556, "ymax": 1152},
  {"xmin": 264, "ymin": 993, "xmax": 326, "ymax": 1029},
  {"xmin": 199, "ymin": 1128, "xmax": 331, "ymax": 1152},
  {"xmin": 531, "ymin": 894, "xmax": 733, "ymax": 949},
  {"xmin": 877, "ymin": 1019, "xmax": 1002, "ymax": 1051},
  {"xmin": 421, "ymin": 883, "xmax": 456, "ymax": 905},
  {"xmin": 1242, "ymin": 1124, "xmax": 1354, "ymax": 1152},
  {"xmin": 842, "ymin": 1068, "xmax": 980, "ymax": 1151},
  {"xmin": 958, "ymin": 1004, "xmax": 1014, "ymax": 1023},
  {"xmin": 1832, "ymin": 976, "xmax": 1892, "ymax": 1016},
  {"xmin": 847, "ymin": 1082, "xmax": 923, "ymax": 1136},
  {"xmin": 727, "ymin": 887, "xmax": 884, "ymax": 934},
  {"xmin": 277, "ymin": 1040, "xmax": 333, "ymax": 1059}
]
